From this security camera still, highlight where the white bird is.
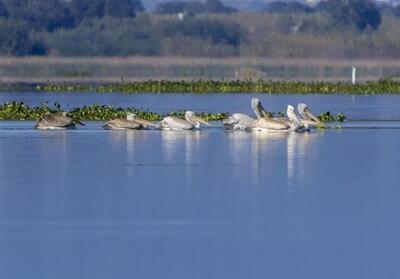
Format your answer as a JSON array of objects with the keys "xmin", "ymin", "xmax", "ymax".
[
  {"xmin": 34, "ymin": 112, "xmax": 84, "ymax": 130},
  {"xmin": 155, "ymin": 111, "xmax": 210, "ymax": 130},
  {"xmin": 223, "ymin": 98, "xmax": 289, "ymax": 131},
  {"xmin": 297, "ymin": 103, "xmax": 322, "ymax": 129},
  {"xmin": 285, "ymin": 105, "xmax": 307, "ymax": 132},
  {"xmin": 222, "ymin": 113, "xmax": 255, "ymax": 130},
  {"xmin": 103, "ymin": 113, "xmax": 155, "ymax": 130}
]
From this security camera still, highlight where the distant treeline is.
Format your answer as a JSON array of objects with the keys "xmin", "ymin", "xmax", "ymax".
[{"xmin": 0, "ymin": 0, "xmax": 400, "ymax": 58}]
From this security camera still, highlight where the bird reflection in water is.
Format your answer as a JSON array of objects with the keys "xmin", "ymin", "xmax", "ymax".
[
  {"xmin": 35, "ymin": 131, "xmax": 69, "ymax": 198},
  {"xmin": 161, "ymin": 130, "xmax": 204, "ymax": 186},
  {"xmin": 126, "ymin": 131, "xmax": 135, "ymax": 177},
  {"xmin": 285, "ymin": 131, "xmax": 319, "ymax": 240},
  {"xmin": 226, "ymin": 130, "xmax": 251, "ymax": 167},
  {"xmin": 108, "ymin": 130, "xmax": 150, "ymax": 177},
  {"xmin": 252, "ymin": 131, "xmax": 289, "ymax": 186},
  {"xmin": 286, "ymin": 132, "xmax": 318, "ymax": 195},
  {"xmin": 161, "ymin": 130, "xmax": 202, "ymax": 163},
  {"xmin": 226, "ymin": 130, "xmax": 289, "ymax": 185}
]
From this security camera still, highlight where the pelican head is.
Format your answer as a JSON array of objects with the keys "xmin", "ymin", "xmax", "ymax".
[
  {"xmin": 251, "ymin": 98, "xmax": 269, "ymax": 119},
  {"xmin": 287, "ymin": 105, "xmax": 302, "ymax": 127},
  {"xmin": 297, "ymin": 103, "xmax": 321, "ymax": 124},
  {"xmin": 287, "ymin": 105, "xmax": 295, "ymax": 117},
  {"xmin": 185, "ymin": 111, "xmax": 210, "ymax": 128}
]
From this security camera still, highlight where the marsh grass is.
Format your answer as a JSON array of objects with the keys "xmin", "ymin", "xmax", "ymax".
[{"xmin": 0, "ymin": 57, "xmax": 400, "ymax": 83}]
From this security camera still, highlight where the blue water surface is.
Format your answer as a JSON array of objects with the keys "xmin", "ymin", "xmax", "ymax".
[{"xmin": 1, "ymin": 94, "xmax": 400, "ymax": 279}]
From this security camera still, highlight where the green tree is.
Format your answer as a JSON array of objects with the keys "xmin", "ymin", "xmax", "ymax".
[
  {"xmin": 104, "ymin": 0, "xmax": 140, "ymax": 17},
  {"xmin": 204, "ymin": 0, "xmax": 237, "ymax": 14},
  {"xmin": 40, "ymin": 17, "xmax": 159, "ymax": 56},
  {"xmin": 0, "ymin": 19, "xmax": 31, "ymax": 55},
  {"xmin": 266, "ymin": 1, "xmax": 313, "ymax": 13},
  {"xmin": 156, "ymin": 0, "xmax": 235, "ymax": 15},
  {"xmin": 316, "ymin": 0, "xmax": 381, "ymax": 31},
  {"xmin": 0, "ymin": 1, "xmax": 8, "ymax": 17},
  {"xmin": 156, "ymin": 2, "xmax": 187, "ymax": 14},
  {"xmin": 71, "ymin": 0, "xmax": 144, "ymax": 22},
  {"xmin": 2, "ymin": 0, "xmax": 75, "ymax": 31},
  {"xmin": 70, "ymin": 0, "xmax": 105, "ymax": 19},
  {"xmin": 160, "ymin": 18, "xmax": 243, "ymax": 46}
]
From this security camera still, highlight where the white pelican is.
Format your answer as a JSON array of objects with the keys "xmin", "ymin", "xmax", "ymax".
[
  {"xmin": 252, "ymin": 104, "xmax": 308, "ymax": 132},
  {"xmin": 103, "ymin": 113, "xmax": 155, "ymax": 130},
  {"xmin": 222, "ymin": 113, "xmax": 255, "ymax": 130},
  {"xmin": 155, "ymin": 111, "xmax": 210, "ymax": 130},
  {"xmin": 297, "ymin": 103, "xmax": 322, "ymax": 128},
  {"xmin": 34, "ymin": 112, "xmax": 84, "ymax": 130},
  {"xmin": 285, "ymin": 105, "xmax": 307, "ymax": 132},
  {"xmin": 223, "ymin": 98, "xmax": 289, "ymax": 131},
  {"xmin": 223, "ymin": 97, "xmax": 263, "ymax": 130}
]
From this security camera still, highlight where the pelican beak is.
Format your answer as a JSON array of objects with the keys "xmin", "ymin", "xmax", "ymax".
[
  {"xmin": 133, "ymin": 118, "xmax": 156, "ymax": 126},
  {"xmin": 256, "ymin": 101, "xmax": 271, "ymax": 119},
  {"xmin": 74, "ymin": 119, "xmax": 85, "ymax": 126},
  {"xmin": 194, "ymin": 116, "xmax": 211, "ymax": 126},
  {"xmin": 261, "ymin": 110, "xmax": 270, "ymax": 119},
  {"xmin": 305, "ymin": 109, "xmax": 322, "ymax": 124}
]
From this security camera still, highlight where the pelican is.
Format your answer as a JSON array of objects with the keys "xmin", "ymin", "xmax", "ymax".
[
  {"xmin": 285, "ymin": 105, "xmax": 307, "ymax": 132},
  {"xmin": 103, "ymin": 113, "xmax": 155, "ymax": 130},
  {"xmin": 34, "ymin": 112, "xmax": 84, "ymax": 130},
  {"xmin": 297, "ymin": 103, "xmax": 322, "ymax": 128},
  {"xmin": 222, "ymin": 113, "xmax": 255, "ymax": 130},
  {"xmin": 223, "ymin": 98, "xmax": 289, "ymax": 131},
  {"xmin": 155, "ymin": 111, "xmax": 210, "ymax": 130}
]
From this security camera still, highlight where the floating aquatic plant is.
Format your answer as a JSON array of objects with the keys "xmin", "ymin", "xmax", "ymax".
[
  {"xmin": 0, "ymin": 102, "xmax": 345, "ymax": 123},
  {"xmin": 317, "ymin": 111, "xmax": 346, "ymax": 122},
  {"xmin": 32, "ymin": 80, "xmax": 400, "ymax": 94}
]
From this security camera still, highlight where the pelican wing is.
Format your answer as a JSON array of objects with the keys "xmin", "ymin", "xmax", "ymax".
[
  {"xmin": 223, "ymin": 113, "xmax": 255, "ymax": 130},
  {"xmin": 156, "ymin": 116, "xmax": 194, "ymax": 130},
  {"xmin": 253, "ymin": 118, "xmax": 290, "ymax": 130},
  {"xmin": 104, "ymin": 119, "xmax": 142, "ymax": 129},
  {"xmin": 41, "ymin": 113, "xmax": 74, "ymax": 127}
]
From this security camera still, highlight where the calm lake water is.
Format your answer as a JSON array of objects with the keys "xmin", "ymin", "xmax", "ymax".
[{"xmin": 1, "ymin": 93, "xmax": 400, "ymax": 279}]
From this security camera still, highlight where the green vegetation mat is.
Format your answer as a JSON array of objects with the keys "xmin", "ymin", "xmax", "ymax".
[
  {"xmin": 33, "ymin": 80, "xmax": 400, "ymax": 94},
  {"xmin": 0, "ymin": 102, "xmax": 345, "ymax": 122}
]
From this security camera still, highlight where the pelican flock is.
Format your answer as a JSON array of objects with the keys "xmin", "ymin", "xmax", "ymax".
[
  {"xmin": 223, "ymin": 98, "xmax": 318, "ymax": 132},
  {"xmin": 223, "ymin": 97, "xmax": 287, "ymax": 130},
  {"xmin": 34, "ymin": 99, "xmax": 322, "ymax": 132}
]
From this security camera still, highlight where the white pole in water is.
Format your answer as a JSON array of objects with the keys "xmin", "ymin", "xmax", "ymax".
[{"xmin": 352, "ymin": 66, "xmax": 356, "ymax": 84}]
